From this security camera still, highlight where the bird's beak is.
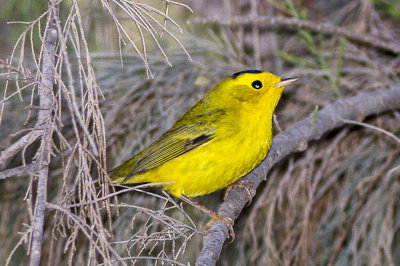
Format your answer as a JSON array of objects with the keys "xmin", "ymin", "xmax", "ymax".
[{"xmin": 275, "ymin": 77, "xmax": 299, "ymax": 87}]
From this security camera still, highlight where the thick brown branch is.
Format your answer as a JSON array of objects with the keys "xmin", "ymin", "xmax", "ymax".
[
  {"xmin": 196, "ymin": 87, "xmax": 400, "ymax": 266},
  {"xmin": 189, "ymin": 16, "xmax": 400, "ymax": 55}
]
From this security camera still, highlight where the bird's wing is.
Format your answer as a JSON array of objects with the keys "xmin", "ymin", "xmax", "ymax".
[{"xmin": 123, "ymin": 123, "xmax": 216, "ymax": 182}]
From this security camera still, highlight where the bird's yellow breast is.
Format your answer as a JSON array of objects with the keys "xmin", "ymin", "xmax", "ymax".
[{"xmin": 134, "ymin": 101, "xmax": 272, "ymax": 197}]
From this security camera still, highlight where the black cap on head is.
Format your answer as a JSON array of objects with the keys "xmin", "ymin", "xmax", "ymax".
[{"xmin": 231, "ymin": 70, "xmax": 262, "ymax": 79}]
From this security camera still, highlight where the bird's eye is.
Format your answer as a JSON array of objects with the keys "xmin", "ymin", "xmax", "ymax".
[{"xmin": 251, "ymin": 80, "xmax": 263, "ymax": 89}]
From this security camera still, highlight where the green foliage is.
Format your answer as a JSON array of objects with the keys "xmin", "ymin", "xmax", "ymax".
[
  {"xmin": 0, "ymin": 0, "xmax": 47, "ymax": 21},
  {"xmin": 373, "ymin": 0, "xmax": 400, "ymax": 22},
  {"xmin": 0, "ymin": 0, "xmax": 47, "ymax": 46}
]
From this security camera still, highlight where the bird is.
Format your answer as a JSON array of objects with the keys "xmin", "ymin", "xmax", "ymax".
[{"xmin": 109, "ymin": 70, "xmax": 298, "ymax": 237}]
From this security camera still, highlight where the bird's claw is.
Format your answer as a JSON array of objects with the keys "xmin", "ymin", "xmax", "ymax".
[
  {"xmin": 224, "ymin": 180, "xmax": 256, "ymax": 206},
  {"xmin": 205, "ymin": 214, "xmax": 235, "ymax": 242}
]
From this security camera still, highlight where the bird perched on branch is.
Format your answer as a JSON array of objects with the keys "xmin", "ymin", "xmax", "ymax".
[{"xmin": 110, "ymin": 70, "xmax": 298, "ymax": 237}]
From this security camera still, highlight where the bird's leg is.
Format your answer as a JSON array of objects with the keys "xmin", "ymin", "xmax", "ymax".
[
  {"xmin": 224, "ymin": 180, "xmax": 256, "ymax": 205},
  {"xmin": 179, "ymin": 195, "xmax": 235, "ymax": 240}
]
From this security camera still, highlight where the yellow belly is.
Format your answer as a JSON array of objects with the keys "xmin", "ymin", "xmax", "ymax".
[{"xmin": 133, "ymin": 125, "xmax": 271, "ymax": 197}]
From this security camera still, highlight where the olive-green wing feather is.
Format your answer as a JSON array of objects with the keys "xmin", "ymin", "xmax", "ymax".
[
  {"xmin": 109, "ymin": 107, "xmax": 227, "ymax": 183},
  {"xmin": 122, "ymin": 123, "xmax": 215, "ymax": 182}
]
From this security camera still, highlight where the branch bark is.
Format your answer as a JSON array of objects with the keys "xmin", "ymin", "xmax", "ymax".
[
  {"xmin": 189, "ymin": 16, "xmax": 400, "ymax": 55},
  {"xmin": 0, "ymin": 132, "xmax": 41, "ymax": 169},
  {"xmin": 29, "ymin": 1, "xmax": 58, "ymax": 265},
  {"xmin": 196, "ymin": 87, "xmax": 400, "ymax": 266},
  {"xmin": 0, "ymin": 163, "xmax": 35, "ymax": 179}
]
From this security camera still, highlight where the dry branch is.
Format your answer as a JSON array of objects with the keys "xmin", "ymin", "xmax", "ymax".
[
  {"xmin": 29, "ymin": 1, "xmax": 58, "ymax": 266},
  {"xmin": 196, "ymin": 87, "xmax": 400, "ymax": 266},
  {"xmin": 0, "ymin": 131, "xmax": 42, "ymax": 170},
  {"xmin": 189, "ymin": 16, "xmax": 400, "ymax": 55},
  {"xmin": 0, "ymin": 163, "xmax": 35, "ymax": 179}
]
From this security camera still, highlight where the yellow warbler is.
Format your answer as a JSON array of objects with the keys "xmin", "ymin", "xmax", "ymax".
[{"xmin": 110, "ymin": 70, "xmax": 297, "ymax": 232}]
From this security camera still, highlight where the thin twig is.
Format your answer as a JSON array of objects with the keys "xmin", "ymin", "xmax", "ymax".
[
  {"xmin": 63, "ymin": 182, "xmax": 174, "ymax": 207},
  {"xmin": 339, "ymin": 118, "xmax": 400, "ymax": 144},
  {"xmin": 46, "ymin": 203, "xmax": 126, "ymax": 265}
]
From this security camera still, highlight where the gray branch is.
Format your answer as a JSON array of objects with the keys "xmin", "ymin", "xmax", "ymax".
[
  {"xmin": 0, "ymin": 163, "xmax": 35, "ymax": 179},
  {"xmin": 29, "ymin": 1, "xmax": 58, "ymax": 266},
  {"xmin": 0, "ymin": 128, "xmax": 42, "ymax": 170},
  {"xmin": 196, "ymin": 87, "xmax": 400, "ymax": 266}
]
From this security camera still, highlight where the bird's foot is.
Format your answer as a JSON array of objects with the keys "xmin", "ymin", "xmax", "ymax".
[
  {"xmin": 224, "ymin": 180, "xmax": 256, "ymax": 205},
  {"xmin": 205, "ymin": 214, "xmax": 235, "ymax": 241},
  {"xmin": 179, "ymin": 195, "xmax": 235, "ymax": 241}
]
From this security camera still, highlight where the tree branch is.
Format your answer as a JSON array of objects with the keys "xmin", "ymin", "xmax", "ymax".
[
  {"xmin": 29, "ymin": 1, "xmax": 58, "ymax": 265},
  {"xmin": 196, "ymin": 87, "xmax": 400, "ymax": 266},
  {"xmin": 0, "ymin": 163, "xmax": 35, "ymax": 179},
  {"xmin": 189, "ymin": 16, "xmax": 400, "ymax": 55},
  {"xmin": 0, "ymin": 131, "xmax": 42, "ymax": 169}
]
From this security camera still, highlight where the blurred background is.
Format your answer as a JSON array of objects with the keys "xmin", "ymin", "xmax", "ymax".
[{"xmin": 1, "ymin": 0, "xmax": 400, "ymax": 265}]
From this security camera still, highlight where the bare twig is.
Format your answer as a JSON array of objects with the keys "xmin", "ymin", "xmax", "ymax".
[
  {"xmin": 46, "ymin": 203, "xmax": 126, "ymax": 265},
  {"xmin": 339, "ymin": 118, "xmax": 400, "ymax": 144},
  {"xmin": 272, "ymin": 114, "xmax": 282, "ymax": 133},
  {"xmin": 99, "ymin": 0, "xmax": 192, "ymax": 77},
  {"xmin": 189, "ymin": 16, "xmax": 400, "ymax": 55},
  {"xmin": 196, "ymin": 87, "xmax": 400, "ymax": 266}
]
